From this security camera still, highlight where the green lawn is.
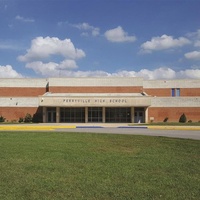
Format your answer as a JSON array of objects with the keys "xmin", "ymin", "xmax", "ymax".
[{"xmin": 0, "ymin": 132, "xmax": 199, "ymax": 200}]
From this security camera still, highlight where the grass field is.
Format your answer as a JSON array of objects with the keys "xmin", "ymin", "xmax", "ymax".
[{"xmin": 0, "ymin": 132, "xmax": 199, "ymax": 200}]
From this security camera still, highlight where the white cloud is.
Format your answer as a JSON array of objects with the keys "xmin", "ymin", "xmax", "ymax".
[
  {"xmin": 140, "ymin": 34, "xmax": 191, "ymax": 53},
  {"xmin": 18, "ymin": 36, "xmax": 86, "ymax": 62},
  {"xmin": 72, "ymin": 22, "xmax": 100, "ymax": 36},
  {"xmin": 194, "ymin": 40, "xmax": 200, "ymax": 47},
  {"xmin": 15, "ymin": 15, "xmax": 35, "ymax": 23},
  {"xmin": 24, "ymin": 62, "xmax": 200, "ymax": 79},
  {"xmin": 187, "ymin": 29, "xmax": 200, "ymax": 39},
  {"xmin": 191, "ymin": 65, "xmax": 200, "ymax": 70},
  {"xmin": 0, "ymin": 65, "xmax": 23, "ymax": 78},
  {"xmin": 0, "ymin": 44, "xmax": 17, "ymax": 50},
  {"xmin": 104, "ymin": 26, "xmax": 136, "ymax": 43},
  {"xmin": 184, "ymin": 51, "xmax": 200, "ymax": 60},
  {"xmin": 177, "ymin": 69, "xmax": 200, "ymax": 79},
  {"xmin": 26, "ymin": 60, "xmax": 78, "ymax": 76},
  {"xmin": 186, "ymin": 29, "xmax": 200, "ymax": 47},
  {"xmin": 110, "ymin": 67, "xmax": 176, "ymax": 79},
  {"xmin": 111, "ymin": 67, "xmax": 200, "ymax": 79}
]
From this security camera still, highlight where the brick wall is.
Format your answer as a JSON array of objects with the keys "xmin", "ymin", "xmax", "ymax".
[
  {"xmin": 0, "ymin": 87, "xmax": 47, "ymax": 97},
  {"xmin": 144, "ymin": 88, "xmax": 170, "ymax": 97},
  {"xmin": 148, "ymin": 107, "xmax": 200, "ymax": 122},
  {"xmin": 49, "ymin": 86, "xmax": 143, "ymax": 93},
  {"xmin": 180, "ymin": 88, "xmax": 200, "ymax": 96},
  {"xmin": 144, "ymin": 88, "xmax": 200, "ymax": 97},
  {"xmin": 0, "ymin": 107, "xmax": 42, "ymax": 122}
]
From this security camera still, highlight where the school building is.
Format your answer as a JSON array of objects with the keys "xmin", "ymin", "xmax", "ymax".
[{"xmin": 0, "ymin": 77, "xmax": 200, "ymax": 123}]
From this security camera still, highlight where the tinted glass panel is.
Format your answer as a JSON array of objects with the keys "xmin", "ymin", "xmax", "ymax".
[
  {"xmin": 176, "ymin": 88, "xmax": 180, "ymax": 96},
  {"xmin": 60, "ymin": 107, "xmax": 85, "ymax": 122},
  {"xmin": 105, "ymin": 107, "xmax": 131, "ymax": 123},
  {"xmin": 88, "ymin": 107, "xmax": 102, "ymax": 122},
  {"xmin": 172, "ymin": 88, "xmax": 175, "ymax": 97}
]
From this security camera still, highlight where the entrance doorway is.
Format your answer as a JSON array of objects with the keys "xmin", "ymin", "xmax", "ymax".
[
  {"xmin": 134, "ymin": 108, "xmax": 145, "ymax": 123},
  {"xmin": 47, "ymin": 107, "xmax": 56, "ymax": 123},
  {"xmin": 88, "ymin": 107, "xmax": 102, "ymax": 122}
]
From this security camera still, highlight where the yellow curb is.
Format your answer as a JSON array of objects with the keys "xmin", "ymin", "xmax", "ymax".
[
  {"xmin": 0, "ymin": 125, "xmax": 76, "ymax": 131},
  {"xmin": 148, "ymin": 126, "xmax": 200, "ymax": 131}
]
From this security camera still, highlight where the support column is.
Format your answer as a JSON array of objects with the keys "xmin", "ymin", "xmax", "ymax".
[
  {"xmin": 56, "ymin": 107, "xmax": 60, "ymax": 123},
  {"xmin": 131, "ymin": 107, "xmax": 135, "ymax": 123},
  {"xmin": 85, "ymin": 107, "xmax": 88, "ymax": 123},
  {"xmin": 102, "ymin": 107, "xmax": 106, "ymax": 123},
  {"xmin": 43, "ymin": 107, "xmax": 46, "ymax": 123},
  {"xmin": 145, "ymin": 107, "xmax": 148, "ymax": 123}
]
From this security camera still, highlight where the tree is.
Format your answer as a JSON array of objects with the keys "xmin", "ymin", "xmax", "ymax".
[
  {"xmin": 179, "ymin": 113, "xmax": 187, "ymax": 123},
  {"xmin": 0, "ymin": 115, "xmax": 6, "ymax": 122},
  {"xmin": 24, "ymin": 113, "xmax": 32, "ymax": 123}
]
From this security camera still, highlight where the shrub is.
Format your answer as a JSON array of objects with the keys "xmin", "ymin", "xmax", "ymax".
[
  {"xmin": 188, "ymin": 120, "xmax": 192, "ymax": 123},
  {"xmin": 0, "ymin": 115, "xmax": 6, "ymax": 122},
  {"xmin": 24, "ymin": 113, "xmax": 32, "ymax": 123},
  {"xmin": 18, "ymin": 117, "xmax": 24, "ymax": 123},
  {"xmin": 179, "ymin": 113, "xmax": 187, "ymax": 123},
  {"xmin": 163, "ymin": 117, "xmax": 168, "ymax": 122}
]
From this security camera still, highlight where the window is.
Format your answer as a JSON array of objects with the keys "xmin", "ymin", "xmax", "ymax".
[
  {"xmin": 105, "ymin": 107, "xmax": 131, "ymax": 123},
  {"xmin": 171, "ymin": 88, "xmax": 175, "ymax": 97},
  {"xmin": 60, "ymin": 107, "xmax": 85, "ymax": 122},
  {"xmin": 172, "ymin": 88, "xmax": 180, "ymax": 97},
  {"xmin": 88, "ymin": 107, "xmax": 102, "ymax": 122},
  {"xmin": 176, "ymin": 88, "xmax": 180, "ymax": 96}
]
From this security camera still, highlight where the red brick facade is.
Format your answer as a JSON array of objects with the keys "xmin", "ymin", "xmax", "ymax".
[
  {"xmin": 0, "ymin": 107, "xmax": 42, "ymax": 122},
  {"xmin": 49, "ymin": 86, "xmax": 143, "ymax": 93},
  {"xmin": 0, "ymin": 87, "xmax": 46, "ymax": 97},
  {"xmin": 148, "ymin": 107, "xmax": 200, "ymax": 122},
  {"xmin": 144, "ymin": 88, "xmax": 200, "ymax": 97}
]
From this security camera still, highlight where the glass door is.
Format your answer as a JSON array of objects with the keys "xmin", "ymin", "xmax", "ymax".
[
  {"xmin": 88, "ymin": 107, "xmax": 102, "ymax": 122},
  {"xmin": 47, "ymin": 107, "xmax": 56, "ymax": 123},
  {"xmin": 134, "ymin": 108, "xmax": 145, "ymax": 123}
]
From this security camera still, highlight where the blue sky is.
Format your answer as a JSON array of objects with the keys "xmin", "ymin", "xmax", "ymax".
[{"xmin": 0, "ymin": 0, "xmax": 200, "ymax": 79}]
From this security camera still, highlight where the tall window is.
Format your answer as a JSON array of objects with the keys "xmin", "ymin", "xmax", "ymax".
[
  {"xmin": 105, "ymin": 107, "xmax": 131, "ymax": 123},
  {"xmin": 171, "ymin": 88, "xmax": 175, "ymax": 97},
  {"xmin": 88, "ymin": 107, "xmax": 102, "ymax": 122},
  {"xmin": 172, "ymin": 88, "xmax": 180, "ymax": 97},
  {"xmin": 176, "ymin": 88, "xmax": 180, "ymax": 96},
  {"xmin": 60, "ymin": 107, "xmax": 85, "ymax": 122}
]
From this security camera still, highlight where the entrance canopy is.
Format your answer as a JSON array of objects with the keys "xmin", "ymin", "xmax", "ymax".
[{"xmin": 39, "ymin": 93, "xmax": 151, "ymax": 107}]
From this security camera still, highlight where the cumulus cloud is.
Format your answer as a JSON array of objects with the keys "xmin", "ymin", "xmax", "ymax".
[
  {"xmin": 140, "ymin": 34, "xmax": 191, "ymax": 53},
  {"xmin": 0, "ymin": 65, "xmax": 23, "ymax": 78},
  {"xmin": 177, "ymin": 69, "xmax": 200, "ymax": 79},
  {"xmin": 104, "ymin": 26, "xmax": 136, "ymax": 42},
  {"xmin": 72, "ymin": 22, "xmax": 100, "ymax": 36},
  {"xmin": 15, "ymin": 15, "xmax": 35, "ymax": 23},
  {"xmin": 23, "ymin": 62, "xmax": 200, "ymax": 79},
  {"xmin": 26, "ymin": 60, "xmax": 78, "ymax": 76},
  {"xmin": 186, "ymin": 29, "xmax": 200, "ymax": 47},
  {"xmin": 0, "ymin": 44, "xmax": 18, "ymax": 50},
  {"xmin": 194, "ymin": 40, "xmax": 200, "ymax": 47},
  {"xmin": 185, "ymin": 51, "xmax": 200, "ymax": 60},
  {"xmin": 110, "ymin": 67, "xmax": 200, "ymax": 79},
  {"xmin": 18, "ymin": 36, "xmax": 85, "ymax": 62}
]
